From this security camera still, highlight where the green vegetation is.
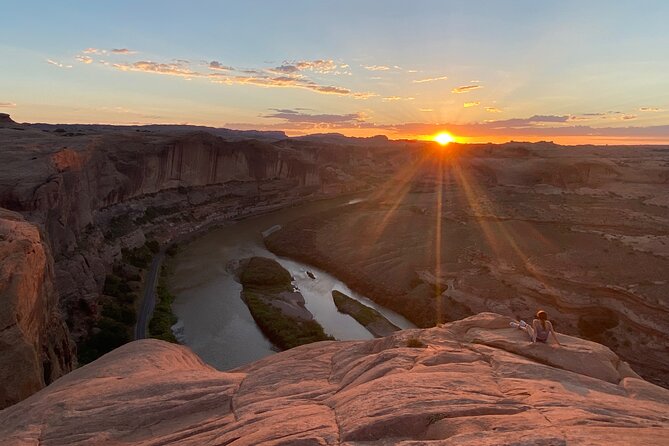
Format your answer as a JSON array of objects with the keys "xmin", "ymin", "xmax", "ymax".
[
  {"xmin": 166, "ymin": 243, "xmax": 179, "ymax": 257},
  {"xmin": 406, "ymin": 337, "xmax": 426, "ymax": 348},
  {"xmin": 135, "ymin": 205, "xmax": 180, "ymax": 225},
  {"xmin": 149, "ymin": 265, "xmax": 178, "ymax": 343},
  {"xmin": 78, "ymin": 239, "xmax": 165, "ymax": 364},
  {"xmin": 243, "ymin": 291, "xmax": 333, "ymax": 349},
  {"xmin": 240, "ymin": 257, "xmax": 293, "ymax": 291},
  {"xmin": 332, "ymin": 290, "xmax": 399, "ymax": 337},
  {"xmin": 105, "ymin": 214, "xmax": 134, "ymax": 240},
  {"xmin": 332, "ymin": 290, "xmax": 379, "ymax": 326},
  {"xmin": 121, "ymin": 240, "xmax": 158, "ymax": 269},
  {"xmin": 78, "ymin": 273, "xmax": 138, "ymax": 364},
  {"xmin": 240, "ymin": 257, "xmax": 333, "ymax": 349}
]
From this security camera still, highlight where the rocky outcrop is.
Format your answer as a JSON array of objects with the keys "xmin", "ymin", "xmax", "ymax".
[
  {"xmin": 0, "ymin": 209, "xmax": 74, "ymax": 408},
  {"xmin": 1, "ymin": 313, "xmax": 667, "ymax": 445},
  {"xmin": 0, "ymin": 113, "xmax": 16, "ymax": 124}
]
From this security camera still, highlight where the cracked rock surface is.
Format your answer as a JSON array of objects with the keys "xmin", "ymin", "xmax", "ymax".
[{"xmin": 1, "ymin": 313, "xmax": 667, "ymax": 445}]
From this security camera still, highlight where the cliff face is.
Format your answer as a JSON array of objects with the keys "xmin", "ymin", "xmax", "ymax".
[
  {"xmin": 0, "ymin": 209, "xmax": 73, "ymax": 408},
  {"xmin": 0, "ymin": 123, "xmax": 414, "ymax": 407},
  {"xmin": 1, "ymin": 313, "xmax": 667, "ymax": 445}
]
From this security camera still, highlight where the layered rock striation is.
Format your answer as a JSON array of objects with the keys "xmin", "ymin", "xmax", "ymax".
[
  {"xmin": 0, "ymin": 313, "xmax": 667, "ymax": 445},
  {"xmin": 0, "ymin": 209, "xmax": 73, "ymax": 408},
  {"xmin": 0, "ymin": 119, "xmax": 415, "ymax": 407}
]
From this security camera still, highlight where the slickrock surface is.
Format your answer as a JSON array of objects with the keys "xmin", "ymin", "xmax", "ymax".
[{"xmin": 1, "ymin": 313, "xmax": 667, "ymax": 445}]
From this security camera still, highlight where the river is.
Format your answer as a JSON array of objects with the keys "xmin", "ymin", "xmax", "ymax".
[{"xmin": 169, "ymin": 195, "xmax": 415, "ymax": 370}]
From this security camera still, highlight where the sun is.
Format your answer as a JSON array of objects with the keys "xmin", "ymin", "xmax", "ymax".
[{"xmin": 433, "ymin": 132, "xmax": 454, "ymax": 146}]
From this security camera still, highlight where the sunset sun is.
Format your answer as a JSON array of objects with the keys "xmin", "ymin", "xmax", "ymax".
[{"xmin": 434, "ymin": 132, "xmax": 455, "ymax": 145}]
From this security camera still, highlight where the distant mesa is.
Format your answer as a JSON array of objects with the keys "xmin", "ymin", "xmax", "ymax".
[{"xmin": 0, "ymin": 113, "xmax": 16, "ymax": 124}]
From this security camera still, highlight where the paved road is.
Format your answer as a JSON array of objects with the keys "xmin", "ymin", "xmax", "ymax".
[{"xmin": 134, "ymin": 250, "xmax": 165, "ymax": 340}]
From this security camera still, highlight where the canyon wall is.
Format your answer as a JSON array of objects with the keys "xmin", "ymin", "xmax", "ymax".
[
  {"xmin": 0, "ymin": 209, "xmax": 73, "ymax": 408},
  {"xmin": 0, "ymin": 122, "xmax": 413, "ymax": 407}
]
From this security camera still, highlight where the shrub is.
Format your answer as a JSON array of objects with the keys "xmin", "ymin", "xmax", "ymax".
[
  {"xmin": 149, "ymin": 273, "xmax": 178, "ymax": 343},
  {"xmin": 406, "ymin": 337, "xmax": 426, "ymax": 348},
  {"xmin": 243, "ymin": 292, "xmax": 333, "ymax": 349}
]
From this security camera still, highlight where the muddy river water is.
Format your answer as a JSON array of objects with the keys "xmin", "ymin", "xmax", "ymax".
[{"xmin": 169, "ymin": 196, "xmax": 415, "ymax": 370}]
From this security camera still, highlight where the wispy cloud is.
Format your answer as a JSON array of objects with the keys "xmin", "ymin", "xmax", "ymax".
[
  {"xmin": 0, "ymin": 102, "xmax": 16, "ymax": 108},
  {"xmin": 46, "ymin": 59, "xmax": 72, "ymax": 68},
  {"xmin": 412, "ymin": 75, "xmax": 448, "ymax": 84},
  {"xmin": 110, "ymin": 48, "xmax": 136, "ymax": 54},
  {"xmin": 452, "ymin": 85, "xmax": 482, "ymax": 93},
  {"xmin": 269, "ymin": 59, "xmax": 342, "ymax": 75},
  {"xmin": 382, "ymin": 96, "xmax": 415, "ymax": 102},
  {"xmin": 76, "ymin": 55, "xmax": 94, "ymax": 64},
  {"xmin": 209, "ymin": 60, "xmax": 234, "ymax": 71},
  {"xmin": 363, "ymin": 65, "xmax": 390, "ymax": 71},
  {"xmin": 83, "ymin": 48, "xmax": 136, "ymax": 55},
  {"xmin": 639, "ymin": 107, "xmax": 664, "ymax": 112},
  {"xmin": 388, "ymin": 116, "xmax": 669, "ymax": 140},
  {"xmin": 419, "ymin": 108, "xmax": 433, "ymax": 112},
  {"xmin": 464, "ymin": 101, "xmax": 480, "ymax": 108},
  {"xmin": 113, "ymin": 61, "xmax": 199, "ymax": 78},
  {"xmin": 100, "ymin": 52, "xmax": 373, "ymax": 98},
  {"xmin": 621, "ymin": 114, "xmax": 637, "ymax": 120},
  {"xmin": 264, "ymin": 109, "xmax": 365, "ymax": 125},
  {"xmin": 485, "ymin": 107, "xmax": 502, "ymax": 113}
]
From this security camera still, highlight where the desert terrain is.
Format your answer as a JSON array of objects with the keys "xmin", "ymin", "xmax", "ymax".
[{"xmin": 265, "ymin": 143, "xmax": 669, "ymax": 387}]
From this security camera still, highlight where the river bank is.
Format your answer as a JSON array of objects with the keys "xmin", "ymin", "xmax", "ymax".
[{"xmin": 168, "ymin": 194, "xmax": 414, "ymax": 370}]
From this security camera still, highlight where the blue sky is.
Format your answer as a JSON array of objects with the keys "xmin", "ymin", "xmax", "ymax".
[{"xmin": 1, "ymin": 1, "xmax": 668, "ymax": 142}]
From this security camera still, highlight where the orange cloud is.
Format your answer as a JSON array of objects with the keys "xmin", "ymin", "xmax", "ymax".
[
  {"xmin": 452, "ymin": 85, "xmax": 482, "ymax": 93},
  {"xmin": 412, "ymin": 75, "xmax": 448, "ymax": 84},
  {"xmin": 76, "ymin": 55, "xmax": 94, "ymax": 64},
  {"xmin": 364, "ymin": 65, "xmax": 391, "ymax": 71},
  {"xmin": 464, "ymin": 101, "xmax": 481, "ymax": 108},
  {"xmin": 113, "ymin": 61, "xmax": 199, "ymax": 77},
  {"xmin": 485, "ymin": 107, "xmax": 502, "ymax": 113},
  {"xmin": 110, "ymin": 48, "xmax": 136, "ymax": 54}
]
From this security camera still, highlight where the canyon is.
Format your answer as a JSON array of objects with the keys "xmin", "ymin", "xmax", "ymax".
[
  {"xmin": 0, "ymin": 112, "xmax": 668, "ymax": 435},
  {"xmin": 265, "ymin": 143, "xmax": 669, "ymax": 387},
  {"xmin": 0, "ymin": 115, "xmax": 411, "ymax": 408}
]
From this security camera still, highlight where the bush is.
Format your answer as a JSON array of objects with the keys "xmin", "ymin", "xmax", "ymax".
[
  {"xmin": 146, "ymin": 239, "xmax": 160, "ymax": 254},
  {"xmin": 240, "ymin": 257, "xmax": 293, "ymax": 290},
  {"xmin": 105, "ymin": 214, "xmax": 134, "ymax": 240},
  {"xmin": 149, "ymin": 271, "xmax": 178, "ymax": 343},
  {"xmin": 243, "ymin": 292, "xmax": 333, "ymax": 349},
  {"xmin": 406, "ymin": 337, "xmax": 426, "ymax": 348},
  {"xmin": 78, "ymin": 318, "xmax": 131, "ymax": 364},
  {"xmin": 122, "ymin": 243, "xmax": 154, "ymax": 269}
]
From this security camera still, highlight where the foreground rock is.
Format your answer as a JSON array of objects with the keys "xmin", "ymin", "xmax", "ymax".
[
  {"xmin": 1, "ymin": 313, "xmax": 667, "ymax": 445},
  {"xmin": 332, "ymin": 289, "xmax": 400, "ymax": 337}
]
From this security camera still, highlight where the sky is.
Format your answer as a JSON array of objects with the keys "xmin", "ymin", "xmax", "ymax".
[{"xmin": 1, "ymin": 0, "xmax": 669, "ymax": 144}]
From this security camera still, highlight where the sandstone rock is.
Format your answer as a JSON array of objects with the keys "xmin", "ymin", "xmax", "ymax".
[
  {"xmin": 0, "ymin": 209, "xmax": 74, "ymax": 409},
  {"xmin": 0, "ymin": 313, "xmax": 667, "ymax": 445}
]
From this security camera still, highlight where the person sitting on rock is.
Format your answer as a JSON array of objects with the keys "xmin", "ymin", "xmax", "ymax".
[{"xmin": 510, "ymin": 310, "xmax": 562, "ymax": 346}]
